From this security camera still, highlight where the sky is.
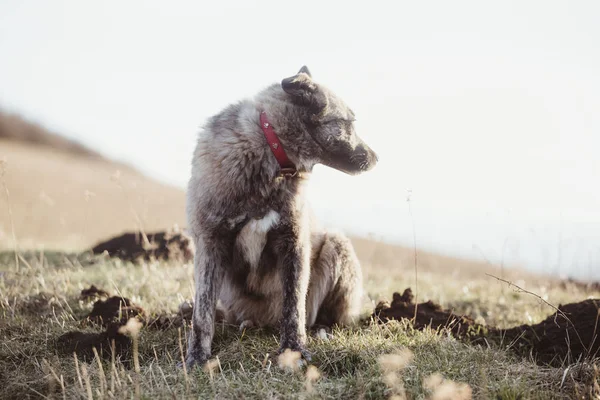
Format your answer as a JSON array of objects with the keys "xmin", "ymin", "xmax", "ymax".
[{"xmin": 1, "ymin": 0, "xmax": 599, "ymax": 279}]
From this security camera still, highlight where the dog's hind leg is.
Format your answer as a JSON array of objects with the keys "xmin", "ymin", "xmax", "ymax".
[
  {"xmin": 185, "ymin": 235, "xmax": 230, "ymax": 369},
  {"xmin": 306, "ymin": 232, "xmax": 363, "ymax": 330}
]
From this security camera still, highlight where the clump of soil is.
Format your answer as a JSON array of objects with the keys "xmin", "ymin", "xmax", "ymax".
[
  {"xmin": 57, "ymin": 286, "xmax": 144, "ymax": 362},
  {"xmin": 373, "ymin": 288, "xmax": 487, "ymax": 338},
  {"xmin": 56, "ymin": 323, "xmax": 132, "ymax": 363},
  {"xmin": 502, "ymin": 299, "xmax": 600, "ymax": 366},
  {"xmin": 91, "ymin": 230, "xmax": 194, "ymax": 263},
  {"xmin": 85, "ymin": 296, "xmax": 145, "ymax": 327},
  {"xmin": 80, "ymin": 285, "xmax": 109, "ymax": 301},
  {"xmin": 373, "ymin": 288, "xmax": 600, "ymax": 367},
  {"xmin": 57, "ymin": 285, "xmax": 194, "ymax": 362}
]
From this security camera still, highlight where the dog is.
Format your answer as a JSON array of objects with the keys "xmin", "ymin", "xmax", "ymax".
[{"xmin": 185, "ymin": 66, "xmax": 378, "ymax": 368}]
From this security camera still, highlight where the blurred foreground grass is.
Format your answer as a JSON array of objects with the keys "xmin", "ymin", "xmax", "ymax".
[{"xmin": 0, "ymin": 248, "xmax": 598, "ymax": 399}]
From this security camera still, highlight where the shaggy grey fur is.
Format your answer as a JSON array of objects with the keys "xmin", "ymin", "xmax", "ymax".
[{"xmin": 185, "ymin": 66, "xmax": 378, "ymax": 368}]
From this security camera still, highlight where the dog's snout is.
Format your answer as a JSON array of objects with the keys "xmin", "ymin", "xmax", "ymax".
[
  {"xmin": 356, "ymin": 144, "xmax": 378, "ymax": 172},
  {"xmin": 367, "ymin": 147, "xmax": 378, "ymax": 167}
]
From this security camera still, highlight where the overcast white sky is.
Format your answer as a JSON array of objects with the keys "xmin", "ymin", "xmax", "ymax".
[{"xmin": 1, "ymin": 0, "xmax": 599, "ymax": 279}]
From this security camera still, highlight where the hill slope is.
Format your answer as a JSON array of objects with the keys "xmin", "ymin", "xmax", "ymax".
[
  {"xmin": 0, "ymin": 109, "xmax": 526, "ymax": 282},
  {"xmin": 0, "ymin": 110, "xmax": 100, "ymax": 159},
  {"xmin": 0, "ymin": 111, "xmax": 186, "ymax": 250}
]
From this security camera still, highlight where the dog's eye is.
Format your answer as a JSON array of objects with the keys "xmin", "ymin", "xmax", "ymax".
[
  {"xmin": 322, "ymin": 118, "xmax": 354, "ymax": 125},
  {"xmin": 327, "ymin": 129, "xmax": 343, "ymax": 142}
]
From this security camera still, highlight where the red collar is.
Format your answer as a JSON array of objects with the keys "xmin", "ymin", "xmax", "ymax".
[{"xmin": 260, "ymin": 111, "xmax": 297, "ymax": 178}]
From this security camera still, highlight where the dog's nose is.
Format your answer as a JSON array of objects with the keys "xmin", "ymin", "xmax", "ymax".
[
  {"xmin": 363, "ymin": 146, "xmax": 378, "ymax": 171},
  {"xmin": 369, "ymin": 148, "xmax": 379, "ymax": 165}
]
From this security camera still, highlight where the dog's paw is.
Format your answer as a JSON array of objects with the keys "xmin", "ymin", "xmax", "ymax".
[
  {"xmin": 182, "ymin": 352, "xmax": 209, "ymax": 370},
  {"xmin": 312, "ymin": 327, "xmax": 332, "ymax": 341},
  {"xmin": 310, "ymin": 324, "xmax": 333, "ymax": 341},
  {"xmin": 277, "ymin": 344, "xmax": 312, "ymax": 364},
  {"xmin": 299, "ymin": 347, "xmax": 312, "ymax": 362},
  {"xmin": 239, "ymin": 319, "xmax": 256, "ymax": 332}
]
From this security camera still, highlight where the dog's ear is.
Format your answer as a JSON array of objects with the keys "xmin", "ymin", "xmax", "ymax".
[
  {"xmin": 282, "ymin": 66, "xmax": 327, "ymax": 117},
  {"xmin": 297, "ymin": 65, "xmax": 311, "ymax": 77}
]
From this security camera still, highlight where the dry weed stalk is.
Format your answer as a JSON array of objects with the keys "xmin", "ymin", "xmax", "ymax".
[
  {"xmin": 378, "ymin": 347, "xmax": 414, "ymax": 399},
  {"xmin": 423, "ymin": 372, "xmax": 472, "ymax": 400},
  {"xmin": 42, "ymin": 359, "xmax": 66, "ymax": 400},
  {"xmin": 153, "ymin": 347, "xmax": 175, "ymax": 397},
  {"xmin": 593, "ymin": 364, "xmax": 600, "ymax": 398},
  {"xmin": 177, "ymin": 327, "xmax": 190, "ymax": 392},
  {"xmin": 305, "ymin": 365, "xmax": 321, "ymax": 392},
  {"xmin": 0, "ymin": 158, "xmax": 19, "ymax": 270},
  {"xmin": 406, "ymin": 189, "xmax": 419, "ymax": 323},
  {"xmin": 73, "ymin": 353, "xmax": 85, "ymax": 392},
  {"xmin": 119, "ymin": 317, "xmax": 143, "ymax": 399},
  {"xmin": 110, "ymin": 169, "xmax": 151, "ymax": 250},
  {"xmin": 80, "ymin": 363, "xmax": 93, "ymax": 400},
  {"xmin": 92, "ymin": 347, "xmax": 107, "ymax": 396},
  {"xmin": 110, "ymin": 339, "xmax": 117, "ymax": 393}
]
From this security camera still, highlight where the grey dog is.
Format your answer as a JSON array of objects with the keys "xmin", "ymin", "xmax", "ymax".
[{"xmin": 185, "ymin": 66, "xmax": 378, "ymax": 368}]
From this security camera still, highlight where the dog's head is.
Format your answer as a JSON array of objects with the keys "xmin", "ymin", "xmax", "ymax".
[{"xmin": 281, "ymin": 66, "xmax": 378, "ymax": 175}]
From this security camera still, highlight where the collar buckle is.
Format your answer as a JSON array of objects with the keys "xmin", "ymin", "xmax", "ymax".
[{"xmin": 279, "ymin": 167, "xmax": 298, "ymax": 178}]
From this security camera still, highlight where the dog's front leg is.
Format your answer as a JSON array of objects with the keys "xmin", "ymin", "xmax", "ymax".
[
  {"xmin": 185, "ymin": 235, "xmax": 230, "ymax": 369},
  {"xmin": 275, "ymin": 220, "xmax": 312, "ymax": 361}
]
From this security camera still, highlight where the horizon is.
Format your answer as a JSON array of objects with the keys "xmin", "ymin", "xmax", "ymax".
[{"xmin": 1, "ymin": 1, "xmax": 599, "ymax": 279}]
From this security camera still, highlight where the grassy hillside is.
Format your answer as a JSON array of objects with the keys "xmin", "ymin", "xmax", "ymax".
[
  {"xmin": 0, "ymin": 109, "xmax": 100, "ymax": 159},
  {"xmin": 0, "ymin": 110, "xmax": 598, "ymax": 399},
  {"xmin": 0, "ymin": 111, "xmax": 185, "ymax": 251},
  {"xmin": 0, "ymin": 251, "xmax": 598, "ymax": 399}
]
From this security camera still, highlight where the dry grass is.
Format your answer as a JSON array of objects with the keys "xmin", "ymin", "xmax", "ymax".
[{"xmin": 1, "ymin": 250, "xmax": 598, "ymax": 399}]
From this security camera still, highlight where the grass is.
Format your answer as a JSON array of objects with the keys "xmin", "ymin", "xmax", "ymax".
[{"xmin": 1, "ymin": 250, "xmax": 599, "ymax": 399}]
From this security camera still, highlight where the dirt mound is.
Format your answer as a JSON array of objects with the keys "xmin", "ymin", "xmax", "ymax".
[
  {"xmin": 56, "ymin": 287, "xmax": 145, "ymax": 362},
  {"xmin": 373, "ymin": 288, "xmax": 600, "ymax": 367},
  {"xmin": 373, "ymin": 289, "xmax": 487, "ymax": 338},
  {"xmin": 80, "ymin": 285, "xmax": 110, "ymax": 301},
  {"xmin": 502, "ymin": 300, "xmax": 600, "ymax": 366},
  {"xmin": 85, "ymin": 296, "xmax": 145, "ymax": 327},
  {"xmin": 79, "ymin": 285, "xmax": 193, "ymax": 330},
  {"xmin": 91, "ymin": 230, "xmax": 194, "ymax": 263},
  {"xmin": 56, "ymin": 323, "xmax": 133, "ymax": 363},
  {"xmin": 57, "ymin": 285, "xmax": 193, "ymax": 362}
]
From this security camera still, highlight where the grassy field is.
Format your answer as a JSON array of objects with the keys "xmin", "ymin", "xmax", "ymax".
[
  {"xmin": 1, "ymin": 113, "xmax": 599, "ymax": 398},
  {"xmin": 1, "ymin": 248, "xmax": 598, "ymax": 399}
]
